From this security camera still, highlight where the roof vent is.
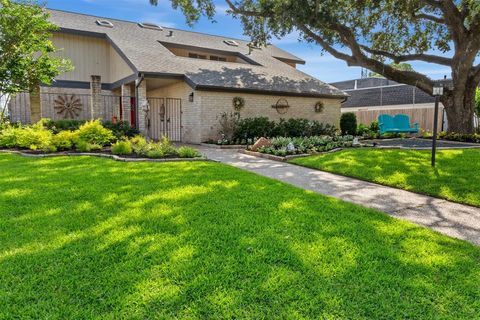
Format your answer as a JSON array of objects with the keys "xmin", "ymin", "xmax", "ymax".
[
  {"xmin": 224, "ymin": 39, "xmax": 239, "ymax": 47},
  {"xmin": 96, "ymin": 20, "xmax": 114, "ymax": 28},
  {"xmin": 138, "ymin": 22, "xmax": 163, "ymax": 31},
  {"xmin": 166, "ymin": 30, "xmax": 174, "ymax": 37}
]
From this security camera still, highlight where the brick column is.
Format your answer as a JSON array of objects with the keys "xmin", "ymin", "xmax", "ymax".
[
  {"xmin": 121, "ymin": 84, "xmax": 131, "ymax": 124},
  {"xmin": 29, "ymin": 87, "xmax": 41, "ymax": 123},
  {"xmin": 90, "ymin": 75, "xmax": 102, "ymax": 120},
  {"xmin": 137, "ymin": 80, "xmax": 148, "ymax": 135}
]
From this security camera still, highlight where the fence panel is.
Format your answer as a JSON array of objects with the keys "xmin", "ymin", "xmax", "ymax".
[{"xmin": 349, "ymin": 106, "xmax": 446, "ymax": 131}]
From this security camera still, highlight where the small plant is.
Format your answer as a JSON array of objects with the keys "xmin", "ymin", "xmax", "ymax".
[
  {"xmin": 75, "ymin": 120, "xmax": 114, "ymax": 146},
  {"xmin": 177, "ymin": 146, "xmax": 201, "ymax": 158},
  {"xmin": 103, "ymin": 121, "xmax": 139, "ymax": 140},
  {"xmin": 111, "ymin": 140, "xmax": 133, "ymax": 155},
  {"xmin": 130, "ymin": 135, "xmax": 150, "ymax": 156},
  {"xmin": 340, "ymin": 113, "xmax": 357, "ymax": 135},
  {"xmin": 76, "ymin": 141, "xmax": 102, "ymax": 152},
  {"xmin": 53, "ymin": 130, "xmax": 76, "ymax": 150},
  {"xmin": 217, "ymin": 112, "xmax": 240, "ymax": 141}
]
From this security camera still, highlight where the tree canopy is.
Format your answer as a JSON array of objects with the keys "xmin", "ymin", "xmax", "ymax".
[
  {"xmin": 150, "ymin": 0, "xmax": 480, "ymax": 132},
  {"xmin": 0, "ymin": 0, "xmax": 72, "ymax": 97}
]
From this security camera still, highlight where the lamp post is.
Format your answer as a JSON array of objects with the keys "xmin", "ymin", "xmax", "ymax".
[{"xmin": 431, "ymin": 83, "xmax": 444, "ymax": 167}]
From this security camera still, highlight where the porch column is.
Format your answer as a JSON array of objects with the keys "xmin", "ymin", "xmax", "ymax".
[
  {"xmin": 29, "ymin": 86, "xmax": 41, "ymax": 123},
  {"xmin": 137, "ymin": 79, "xmax": 148, "ymax": 135},
  {"xmin": 121, "ymin": 84, "xmax": 131, "ymax": 124},
  {"xmin": 90, "ymin": 75, "xmax": 102, "ymax": 119}
]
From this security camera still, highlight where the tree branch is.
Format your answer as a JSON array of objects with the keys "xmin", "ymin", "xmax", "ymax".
[
  {"xmin": 413, "ymin": 13, "xmax": 444, "ymax": 24},
  {"xmin": 359, "ymin": 45, "xmax": 452, "ymax": 66}
]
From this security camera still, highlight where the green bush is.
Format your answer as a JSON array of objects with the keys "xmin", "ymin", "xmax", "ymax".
[
  {"xmin": 145, "ymin": 137, "xmax": 178, "ymax": 158},
  {"xmin": 340, "ymin": 113, "xmax": 357, "ymax": 135},
  {"xmin": 103, "ymin": 121, "xmax": 139, "ymax": 140},
  {"xmin": 13, "ymin": 121, "xmax": 56, "ymax": 152},
  {"xmin": 0, "ymin": 125, "xmax": 23, "ymax": 148},
  {"xmin": 53, "ymin": 130, "xmax": 76, "ymax": 150},
  {"xmin": 233, "ymin": 117, "xmax": 337, "ymax": 141},
  {"xmin": 75, "ymin": 120, "xmax": 114, "ymax": 146},
  {"xmin": 76, "ymin": 141, "xmax": 102, "ymax": 152},
  {"xmin": 130, "ymin": 135, "xmax": 150, "ymax": 156},
  {"xmin": 111, "ymin": 140, "xmax": 133, "ymax": 155},
  {"xmin": 45, "ymin": 119, "xmax": 85, "ymax": 133},
  {"xmin": 177, "ymin": 146, "xmax": 201, "ymax": 158}
]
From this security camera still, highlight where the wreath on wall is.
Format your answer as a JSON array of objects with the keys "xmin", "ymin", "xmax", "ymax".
[
  {"xmin": 54, "ymin": 94, "xmax": 83, "ymax": 119},
  {"xmin": 232, "ymin": 96, "xmax": 245, "ymax": 111},
  {"xmin": 272, "ymin": 98, "xmax": 290, "ymax": 114},
  {"xmin": 314, "ymin": 101, "xmax": 325, "ymax": 113}
]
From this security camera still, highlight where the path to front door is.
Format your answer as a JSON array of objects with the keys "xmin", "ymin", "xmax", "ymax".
[{"xmin": 195, "ymin": 145, "xmax": 480, "ymax": 246}]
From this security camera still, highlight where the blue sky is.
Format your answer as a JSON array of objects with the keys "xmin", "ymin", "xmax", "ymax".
[{"xmin": 45, "ymin": 0, "xmax": 452, "ymax": 83}]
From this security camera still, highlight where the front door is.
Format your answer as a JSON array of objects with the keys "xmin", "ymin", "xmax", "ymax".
[{"xmin": 147, "ymin": 97, "xmax": 182, "ymax": 141}]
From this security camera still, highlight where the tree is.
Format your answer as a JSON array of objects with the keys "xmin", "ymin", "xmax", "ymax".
[
  {"xmin": 0, "ymin": 0, "xmax": 72, "ymax": 122},
  {"xmin": 369, "ymin": 63, "xmax": 414, "ymax": 78},
  {"xmin": 475, "ymin": 88, "xmax": 480, "ymax": 132},
  {"xmin": 150, "ymin": 0, "xmax": 480, "ymax": 133}
]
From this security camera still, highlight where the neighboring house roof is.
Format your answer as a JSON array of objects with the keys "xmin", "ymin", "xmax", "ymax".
[
  {"xmin": 330, "ymin": 78, "xmax": 435, "ymax": 108},
  {"xmin": 47, "ymin": 9, "xmax": 347, "ymax": 98}
]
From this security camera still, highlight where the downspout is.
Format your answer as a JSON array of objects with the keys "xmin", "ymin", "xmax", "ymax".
[{"xmin": 135, "ymin": 73, "xmax": 145, "ymax": 131}]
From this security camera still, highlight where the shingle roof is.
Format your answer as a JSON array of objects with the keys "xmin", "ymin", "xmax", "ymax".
[
  {"xmin": 47, "ymin": 9, "xmax": 347, "ymax": 98},
  {"xmin": 330, "ymin": 78, "xmax": 435, "ymax": 108}
]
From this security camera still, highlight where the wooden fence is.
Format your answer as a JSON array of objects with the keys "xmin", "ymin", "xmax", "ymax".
[{"xmin": 346, "ymin": 106, "xmax": 446, "ymax": 132}]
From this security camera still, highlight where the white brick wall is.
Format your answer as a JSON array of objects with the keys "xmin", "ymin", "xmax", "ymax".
[{"xmin": 147, "ymin": 80, "xmax": 342, "ymax": 143}]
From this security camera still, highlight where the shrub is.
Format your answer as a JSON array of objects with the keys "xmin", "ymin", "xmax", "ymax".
[
  {"xmin": 45, "ymin": 119, "xmax": 85, "ymax": 133},
  {"xmin": 15, "ymin": 121, "xmax": 56, "ymax": 152},
  {"xmin": 233, "ymin": 117, "xmax": 337, "ymax": 140},
  {"xmin": 53, "ymin": 130, "xmax": 76, "ymax": 150},
  {"xmin": 75, "ymin": 120, "xmax": 114, "ymax": 146},
  {"xmin": 0, "ymin": 125, "xmax": 23, "ymax": 148},
  {"xmin": 258, "ymin": 135, "xmax": 354, "ymax": 156},
  {"xmin": 217, "ymin": 112, "xmax": 240, "ymax": 140},
  {"xmin": 130, "ymin": 135, "xmax": 150, "ymax": 156},
  {"xmin": 340, "ymin": 113, "xmax": 357, "ymax": 135},
  {"xmin": 111, "ymin": 140, "xmax": 133, "ymax": 155},
  {"xmin": 145, "ymin": 137, "xmax": 178, "ymax": 158},
  {"xmin": 76, "ymin": 141, "xmax": 102, "ymax": 152},
  {"xmin": 103, "ymin": 121, "xmax": 139, "ymax": 140},
  {"xmin": 177, "ymin": 146, "xmax": 201, "ymax": 158}
]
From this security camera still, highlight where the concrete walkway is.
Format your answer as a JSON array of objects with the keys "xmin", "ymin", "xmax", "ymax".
[{"xmin": 197, "ymin": 146, "xmax": 480, "ymax": 246}]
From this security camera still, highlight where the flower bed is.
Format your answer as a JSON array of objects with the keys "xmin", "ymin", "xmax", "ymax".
[
  {"xmin": 0, "ymin": 119, "xmax": 201, "ymax": 159},
  {"xmin": 420, "ymin": 131, "xmax": 480, "ymax": 143},
  {"xmin": 255, "ymin": 135, "xmax": 354, "ymax": 157}
]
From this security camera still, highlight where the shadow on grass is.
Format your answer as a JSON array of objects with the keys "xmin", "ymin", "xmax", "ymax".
[{"xmin": 0, "ymin": 154, "xmax": 478, "ymax": 319}]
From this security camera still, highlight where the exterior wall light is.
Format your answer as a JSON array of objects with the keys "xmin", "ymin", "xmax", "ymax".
[{"xmin": 189, "ymin": 92, "xmax": 194, "ymax": 102}]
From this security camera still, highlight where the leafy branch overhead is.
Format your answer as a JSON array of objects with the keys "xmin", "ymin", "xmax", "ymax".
[
  {"xmin": 151, "ymin": 0, "xmax": 480, "ymax": 133},
  {"xmin": 0, "ymin": 0, "xmax": 73, "ymax": 96}
]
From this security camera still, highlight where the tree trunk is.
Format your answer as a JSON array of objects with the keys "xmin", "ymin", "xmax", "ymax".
[{"xmin": 441, "ymin": 82, "xmax": 476, "ymax": 134}]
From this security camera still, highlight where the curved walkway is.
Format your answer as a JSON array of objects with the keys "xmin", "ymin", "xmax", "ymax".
[{"xmin": 197, "ymin": 146, "xmax": 480, "ymax": 246}]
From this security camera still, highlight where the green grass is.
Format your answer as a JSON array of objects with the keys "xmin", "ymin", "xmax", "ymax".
[
  {"xmin": 289, "ymin": 148, "xmax": 480, "ymax": 207},
  {"xmin": 0, "ymin": 153, "xmax": 479, "ymax": 319}
]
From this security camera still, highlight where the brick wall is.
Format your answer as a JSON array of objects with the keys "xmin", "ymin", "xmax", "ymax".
[
  {"xmin": 147, "ymin": 80, "xmax": 342, "ymax": 144},
  {"xmin": 196, "ymin": 91, "xmax": 342, "ymax": 143}
]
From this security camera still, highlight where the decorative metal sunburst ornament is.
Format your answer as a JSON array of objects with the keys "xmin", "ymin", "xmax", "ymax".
[{"xmin": 54, "ymin": 94, "xmax": 83, "ymax": 118}]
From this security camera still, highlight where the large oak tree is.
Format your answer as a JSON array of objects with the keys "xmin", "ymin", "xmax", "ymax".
[{"xmin": 150, "ymin": 0, "xmax": 480, "ymax": 133}]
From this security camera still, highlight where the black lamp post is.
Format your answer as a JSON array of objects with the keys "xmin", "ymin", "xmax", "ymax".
[{"xmin": 431, "ymin": 83, "xmax": 444, "ymax": 167}]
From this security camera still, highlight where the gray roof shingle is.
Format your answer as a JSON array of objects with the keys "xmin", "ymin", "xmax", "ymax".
[{"xmin": 48, "ymin": 9, "xmax": 347, "ymax": 98}]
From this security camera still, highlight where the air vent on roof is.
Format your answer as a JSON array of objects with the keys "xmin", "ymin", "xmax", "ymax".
[
  {"xmin": 224, "ymin": 40, "xmax": 239, "ymax": 47},
  {"xmin": 166, "ymin": 30, "xmax": 174, "ymax": 37},
  {"xmin": 96, "ymin": 20, "xmax": 114, "ymax": 28},
  {"xmin": 138, "ymin": 22, "xmax": 163, "ymax": 31}
]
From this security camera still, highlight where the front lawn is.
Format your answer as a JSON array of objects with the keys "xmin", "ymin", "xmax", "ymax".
[
  {"xmin": 289, "ymin": 148, "xmax": 480, "ymax": 207},
  {"xmin": 0, "ymin": 154, "xmax": 479, "ymax": 319}
]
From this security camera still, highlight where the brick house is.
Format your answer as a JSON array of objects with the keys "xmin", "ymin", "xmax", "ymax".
[{"xmin": 9, "ymin": 9, "xmax": 347, "ymax": 143}]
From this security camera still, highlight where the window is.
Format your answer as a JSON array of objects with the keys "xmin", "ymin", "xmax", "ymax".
[
  {"xmin": 223, "ymin": 40, "xmax": 239, "ymax": 47},
  {"xmin": 96, "ymin": 20, "xmax": 114, "ymax": 28},
  {"xmin": 138, "ymin": 22, "xmax": 163, "ymax": 31},
  {"xmin": 188, "ymin": 53, "xmax": 207, "ymax": 60},
  {"xmin": 210, "ymin": 55, "xmax": 227, "ymax": 62}
]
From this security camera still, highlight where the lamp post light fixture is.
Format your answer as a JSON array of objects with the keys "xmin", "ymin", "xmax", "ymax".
[{"xmin": 431, "ymin": 82, "xmax": 444, "ymax": 167}]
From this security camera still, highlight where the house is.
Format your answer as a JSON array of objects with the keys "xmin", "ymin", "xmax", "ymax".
[
  {"xmin": 330, "ymin": 77, "xmax": 446, "ymax": 131},
  {"xmin": 8, "ymin": 9, "xmax": 347, "ymax": 143}
]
